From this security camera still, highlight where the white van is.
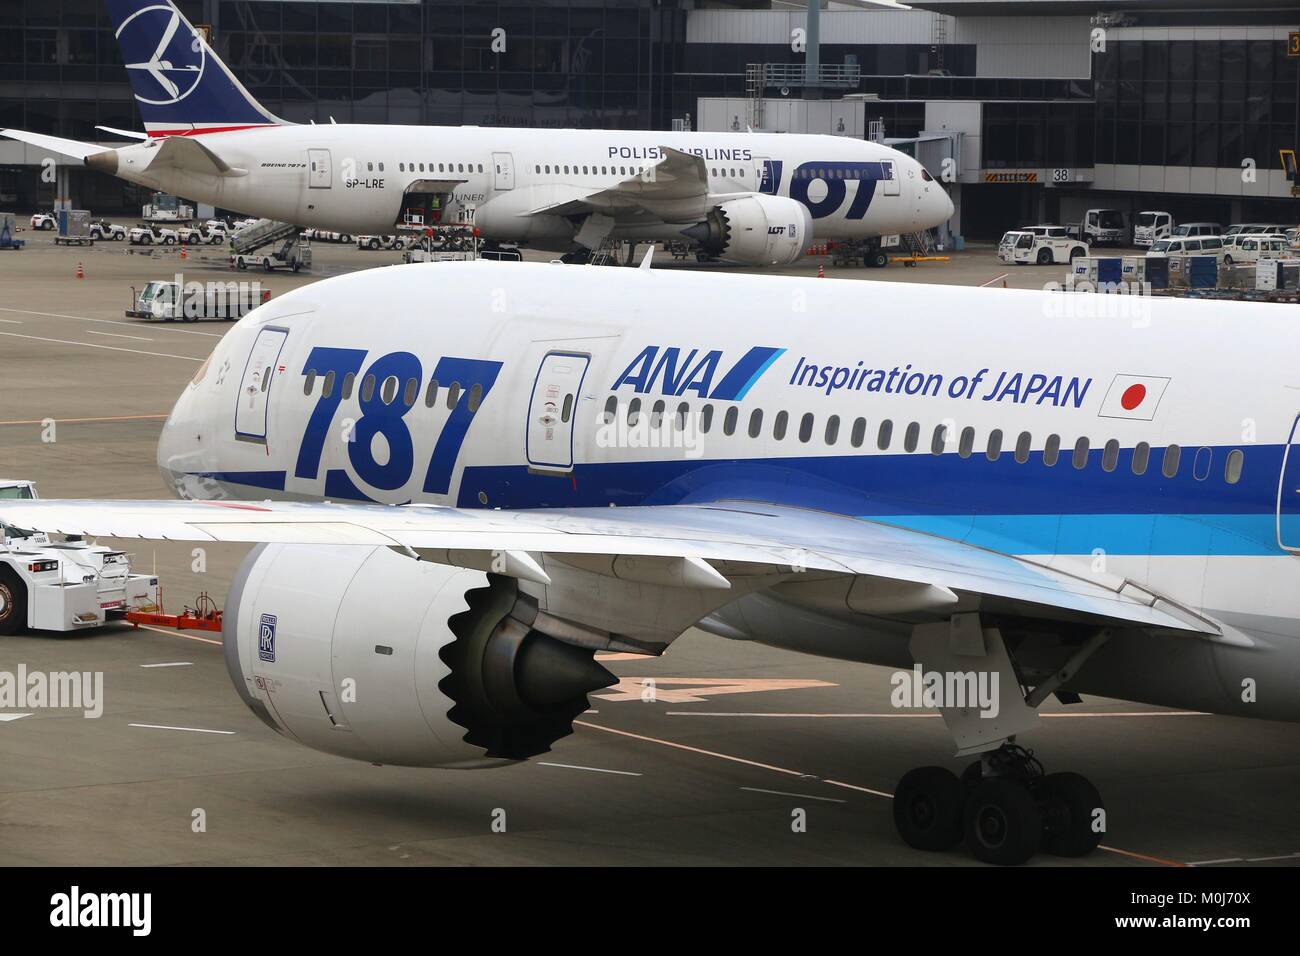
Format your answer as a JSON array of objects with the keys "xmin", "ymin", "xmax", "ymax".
[
  {"xmin": 1148, "ymin": 235, "xmax": 1227, "ymax": 263},
  {"xmin": 1170, "ymin": 222, "xmax": 1222, "ymax": 239},
  {"xmin": 1230, "ymin": 234, "xmax": 1291, "ymax": 265}
]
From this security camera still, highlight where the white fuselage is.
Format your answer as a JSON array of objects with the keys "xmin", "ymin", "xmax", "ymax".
[
  {"xmin": 102, "ymin": 125, "xmax": 951, "ymax": 247},
  {"xmin": 157, "ymin": 261, "xmax": 1300, "ymax": 722}
]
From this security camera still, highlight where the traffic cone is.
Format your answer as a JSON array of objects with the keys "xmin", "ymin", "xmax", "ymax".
[
  {"xmin": 76, "ymin": 262, "xmax": 84, "ymax": 279},
  {"xmin": 179, "ymin": 245, "xmax": 188, "ymax": 260},
  {"xmin": 818, "ymin": 264, "xmax": 825, "ymax": 278}
]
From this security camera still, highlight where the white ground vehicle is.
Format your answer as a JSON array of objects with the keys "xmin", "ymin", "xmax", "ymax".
[
  {"xmin": 1132, "ymin": 211, "xmax": 1173, "ymax": 247},
  {"xmin": 176, "ymin": 223, "xmax": 224, "ymax": 244},
  {"xmin": 129, "ymin": 223, "xmax": 178, "ymax": 245},
  {"xmin": 0, "ymin": 480, "xmax": 158, "ymax": 634},
  {"xmin": 1146, "ymin": 235, "xmax": 1227, "ymax": 263},
  {"xmin": 89, "ymin": 220, "xmax": 126, "ymax": 241},
  {"xmin": 1170, "ymin": 221, "xmax": 1222, "ymax": 239},
  {"xmin": 357, "ymin": 234, "xmax": 408, "ymax": 251},
  {"xmin": 998, "ymin": 229, "xmax": 1089, "ymax": 265},
  {"xmin": 29, "ymin": 212, "xmax": 56, "ymax": 230},
  {"xmin": 126, "ymin": 279, "xmax": 268, "ymax": 321},
  {"xmin": 1228, "ymin": 234, "xmax": 1292, "ymax": 265},
  {"xmin": 141, "ymin": 192, "xmax": 194, "ymax": 223},
  {"xmin": 1073, "ymin": 208, "xmax": 1126, "ymax": 245},
  {"xmin": 303, "ymin": 227, "xmax": 353, "ymax": 243}
]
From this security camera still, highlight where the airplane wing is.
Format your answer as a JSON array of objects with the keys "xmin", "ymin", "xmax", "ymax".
[
  {"xmin": 0, "ymin": 498, "xmax": 1222, "ymax": 639},
  {"xmin": 525, "ymin": 145, "xmax": 713, "ymax": 218}
]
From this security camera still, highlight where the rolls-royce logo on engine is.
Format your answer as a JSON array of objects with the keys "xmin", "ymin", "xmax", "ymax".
[{"xmin": 258, "ymin": 613, "xmax": 277, "ymax": 662}]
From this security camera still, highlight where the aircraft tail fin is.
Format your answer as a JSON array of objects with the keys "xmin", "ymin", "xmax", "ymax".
[{"xmin": 106, "ymin": 0, "xmax": 286, "ymax": 137}]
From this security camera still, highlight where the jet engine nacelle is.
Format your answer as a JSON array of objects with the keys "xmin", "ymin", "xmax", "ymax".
[
  {"xmin": 683, "ymin": 195, "xmax": 812, "ymax": 266},
  {"xmin": 224, "ymin": 544, "xmax": 615, "ymax": 768}
]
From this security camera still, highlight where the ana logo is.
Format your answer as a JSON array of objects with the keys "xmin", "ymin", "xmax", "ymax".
[
  {"xmin": 117, "ymin": 5, "xmax": 206, "ymax": 105},
  {"xmin": 258, "ymin": 613, "xmax": 277, "ymax": 662},
  {"xmin": 612, "ymin": 345, "xmax": 786, "ymax": 400}
]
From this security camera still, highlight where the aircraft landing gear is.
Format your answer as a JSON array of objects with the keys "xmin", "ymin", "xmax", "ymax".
[
  {"xmin": 896, "ymin": 744, "xmax": 1104, "ymax": 866},
  {"xmin": 894, "ymin": 615, "xmax": 1109, "ymax": 865}
]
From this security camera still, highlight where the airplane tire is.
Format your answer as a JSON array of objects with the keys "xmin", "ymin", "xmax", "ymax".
[
  {"xmin": 0, "ymin": 568, "xmax": 27, "ymax": 636},
  {"xmin": 964, "ymin": 778, "xmax": 1041, "ymax": 865},
  {"xmin": 894, "ymin": 766, "xmax": 964, "ymax": 851},
  {"xmin": 1039, "ymin": 772, "xmax": 1104, "ymax": 857}
]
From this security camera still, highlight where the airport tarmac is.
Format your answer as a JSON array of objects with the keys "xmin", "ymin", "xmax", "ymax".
[{"xmin": 1, "ymin": 232, "xmax": 1299, "ymax": 866}]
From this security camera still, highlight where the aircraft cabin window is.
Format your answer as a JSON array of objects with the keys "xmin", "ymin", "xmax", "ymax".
[
  {"xmin": 651, "ymin": 400, "xmax": 665, "ymax": 429},
  {"xmin": 1225, "ymin": 449, "xmax": 1244, "ymax": 484},
  {"xmin": 1162, "ymin": 444, "xmax": 1181, "ymax": 478},
  {"xmin": 360, "ymin": 374, "xmax": 376, "ymax": 403},
  {"xmin": 564, "ymin": 165, "xmax": 570, "ymax": 174},
  {"xmin": 562, "ymin": 394, "xmax": 574, "ymax": 424},
  {"xmin": 931, "ymin": 424, "xmax": 948, "ymax": 455},
  {"xmin": 958, "ymin": 426, "xmax": 975, "ymax": 458},
  {"xmin": 446, "ymin": 382, "xmax": 461, "ymax": 409},
  {"xmin": 535, "ymin": 165, "xmax": 541, "ymax": 173},
  {"xmin": 773, "ymin": 410, "xmax": 788, "ymax": 440},
  {"xmin": 477, "ymin": 164, "xmax": 483, "ymax": 172},
  {"xmin": 676, "ymin": 402, "xmax": 689, "ymax": 430},
  {"xmin": 1193, "ymin": 446, "xmax": 1212, "ymax": 481},
  {"xmin": 701, "ymin": 404, "xmax": 714, "ymax": 433},
  {"xmin": 403, "ymin": 378, "xmax": 418, "ymax": 407},
  {"xmin": 723, "ymin": 406, "xmax": 738, "ymax": 436},
  {"xmin": 303, "ymin": 370, "xmax": 317, "ymax": 395},
  {"xmin": 627, "ymin": 398, "xmax": 641, "ymax": 426},
  {"xmin": 877, "ymin": 419, "xmax": 892, "ymax": 450},
  {"xmin": 602, "ymin": 396, "xmax": 617, "ymax": 424},
  {"xmin": 468, "ymin": 383, "xmax": 483, "ymax": 413},
  {"xmin": 367, "ymin": 162, "xmax": 373, "ymax": 172},
  {"xmin": 749, "ymin": 409, "xmax": 764, "ymax": 439},
  {"xmin": 1014, "ymin": 431, "xmax": 1031, "ymax": 463},
  {"xmin": 799, "ymin": 412, "xmax": 814, "ymax": 443},
  {"xmin": 1072, "ymin": 437, "xmax": 1090, "ymax": 469},
  {"xmin": 322, "ymin": 370, "xmax": 335, "ymax": 398},
  {"xmin": 1043, "ymin": 434, "xmax": 1060, "ymax": 466},
  {"xmin": 851, "ymin": 417, "xmax": 866, "ymax": 448},
  {"xmin": 904, "ymin": 422, "xmax": 920, "ymax": 453},
  {"xmin": 825, "ymin": 415, "xmax": 840, "ymax": 445},
  {"xmin": 1102, "ymin": 438, "xmax": 1120, "ymax": 472},
  {"xmin": 341, "ymin": 372, "xmax": 355, "ymax": 400},
  {"xmin": 399, "ymin": 163, "xmax": 404, "ymax": 172},
  {"xmin": 425, "ymin": 380, "xmax": 440, "ymax": 408},
  {"xmin": 262, "ymin": 366, "xmax": 272, "ymax": 392},
  {"xmin": 986, "ymin": 429, "xmax": 1003, "ymax": 461},
  {"xmin": 1132, "ymin": 441, "xmax": 1150, "ymax": 475},
  {"xmin": 380, "ymin": 375, "xmax": 399, "ymax": 404}
]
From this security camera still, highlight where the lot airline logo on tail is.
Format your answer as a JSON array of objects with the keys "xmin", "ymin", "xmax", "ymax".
[
  {"xmin": 117, "ymin": 4, "xmax": 206, "ymax": 106},
  {"xmin": 612, "ymin": 346, "xmax": 786, "ymax": 401}
]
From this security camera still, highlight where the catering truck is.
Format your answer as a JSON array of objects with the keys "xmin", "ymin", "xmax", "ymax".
[{"xmin": 0, "ymin": 480, "xmax": 159, "ymax": 634}]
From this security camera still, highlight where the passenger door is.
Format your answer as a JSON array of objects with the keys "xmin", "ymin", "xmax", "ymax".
[
  {"xmin": 235, "ymin": 326, "xmax": 290, "ymax": 443},
  {"xmin": 492, "ymin": 152, "xmax": 515, "ymax": 190},
  {"xmin": 526, "ymin": 351, "xmax": 590, "ymax": 472},
  {"xmin": 1278, "ymin": 414, "xmax": 1300, "ymax": 551},
  {"xmin": 307, "ymin": 149, "xmax": 332, "ymax": 188}
]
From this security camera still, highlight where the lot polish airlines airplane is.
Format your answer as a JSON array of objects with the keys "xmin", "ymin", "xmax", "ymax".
[
  {"xmin": 3, "ymin": 261, "xmax": 1300, "ymax": 865},
  {"xmin": 0, "ymin": 0, "xmax": 952, "ymax": 266}
]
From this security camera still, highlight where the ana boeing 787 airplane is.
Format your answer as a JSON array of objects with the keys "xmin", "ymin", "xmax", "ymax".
[
  {"xmin": 1, "ymin": 0, "xmax": 952, "ymax": 265},
  {"xmin": 2, "ymin": 261, "xmax": 1297, "ymax": 865}
]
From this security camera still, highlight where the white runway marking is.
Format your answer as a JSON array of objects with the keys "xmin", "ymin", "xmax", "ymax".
[
  {"xmin": 139, "ymin": 662, "xmax": 193, "ymax": 668},
  {"xmin": 0, "ymin": 713, "xmax": 34, "ymax": 722},
  {"xmin": 134, "ymin": 624, "xmax": 222, "ymax": 646},
  {"xmin": 87, "ymin": 330, "xmax": 154, "ymax": 342},
  {"xmin": 0, "ymin": 331, "xmax": 203, "ymax": 362},
  {"xmin": 128, "ymin": 723, "xmax": 235, "ymax": 735},
  {"xmin": 537, "ymin": 762, "xmax": 642, "ymax": 776},
  {"xmin": 0, "ymin": 306, "xmax": 223, "ymax": 336},
  {"xmin": 0, "ymin": 318, "xmax": 23, "ymax": 324},
  {"xmin": 666, "ymin": 710, "xmax": 1207, "ymax": 719},
  {"xmin": 1188, "ymin": 851, "xmax": 1300, "ymax": 866},
  {"xmin": 740, "ymin": 786, "xmax": 847, "ymax": 804}
]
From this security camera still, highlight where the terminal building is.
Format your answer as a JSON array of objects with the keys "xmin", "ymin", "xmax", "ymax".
[{"xmin": 2, "ymin": 0, "xmax": 1296, "ymax": 242}]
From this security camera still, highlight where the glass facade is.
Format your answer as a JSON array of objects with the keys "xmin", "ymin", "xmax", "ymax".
[
  {"xmin": 0, "ymin": 0, "xmax": 686, "ymax": 137},
  {"xmin": 1094, "ymin": 39, "xmax": 1299, "ymax": 168}
]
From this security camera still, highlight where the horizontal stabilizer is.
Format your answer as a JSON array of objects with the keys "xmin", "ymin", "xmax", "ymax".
[
  {"xmin": 149, "ymin": 135, "xmax": 247, "ymax": 177},
  {"xmin": 0, "ymin": 129, "xmax": 113, "ymax": 162}
]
